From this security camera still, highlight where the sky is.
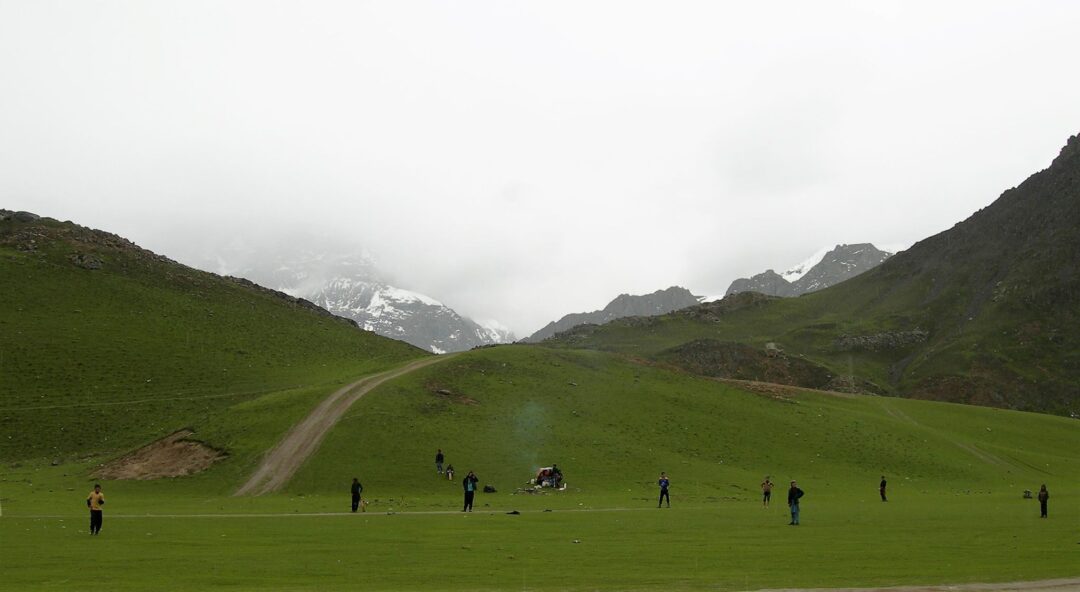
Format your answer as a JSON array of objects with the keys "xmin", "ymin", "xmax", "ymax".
[{"xmin": 2, "ymin": 1, "xmax": 1079, "ymax": 337}]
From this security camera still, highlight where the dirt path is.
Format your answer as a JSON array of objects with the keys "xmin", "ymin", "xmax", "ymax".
[{"xmin": 235, "ymin": 355, "xmax": 453, "ymax": 496}]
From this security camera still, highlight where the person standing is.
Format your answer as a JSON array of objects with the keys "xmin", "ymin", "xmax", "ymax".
[
  {"xmin": 787, "ymin": 480, "xmax": 804, "ymax": 525},
  {"xmin": 879, "ymin": 475, "xmax": 887, "ymax": 502},
  {"xmin": 761, "ymin": 477, "xmax": 773, "ymax": 508},
  {"xmin": 446, "ymin": 464, "xmax": 455, "ymax": 481},
  {"xmin": 435, "ymin": 449, "xmax": 445, "ymax": 474},
  {"xmin": 86, "ymin": 483, "xmax": 105, "ymax": 535},
  {"xmin": 1038, "ymin": 484, "xmax": 1049, "ymax": 518},
  {"xmin": 657, "ymin": 472, "xmax": 671, "ymax": 508},
  {"xmin": 350, "ymin": 477, "xmax": 363, "ymax": 513},
  {"xmin": 462, "ymin": 471, "xmax": 479, "ymax": 512}
]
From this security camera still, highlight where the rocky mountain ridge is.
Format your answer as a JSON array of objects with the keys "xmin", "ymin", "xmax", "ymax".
[
  {"xmin": 726, "ymin": 243, "xmax": 892, "ymax": 297},
  {"xmin": 526, "ymin": 286, "xmax": 700, "ymax": 342}
]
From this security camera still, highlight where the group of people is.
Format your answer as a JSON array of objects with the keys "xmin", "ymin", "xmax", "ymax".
[
  {"xmin": 435, "ymin": 449, "xmax": 455, "ymax": 480},
  {"xmin": 759, "ymin": 476, "xmax": 803, "ymax": 524},
  {"xmin": 79, "ymin": 472, "xmax": 1056, "ymax": 536}
]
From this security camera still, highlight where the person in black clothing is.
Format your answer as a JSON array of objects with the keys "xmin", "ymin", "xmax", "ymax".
[
  {"xmin": 1038, "ymin": 484, "xmax": 1049, "ymax": 518},
  {"xmin": 879, "ymin": 475, "xmax": 887, "ymax": 502},
  {"xmin": 657, "ymin": 472, "xmax": 671, "ymax": 508},
  {"xmin": 350, "ymin": 477, "xmax": 363, "ymax": 513},
  {"xmin": 435, "ymin": 449, "xmax": 445, "ymax": 474},
  {"xmin": 787, "ymin": 480, "xmax": 804, "ymax": 525},
  {"xmin": 462, "ymin": 471, "xmax": 479, "ymax": 512}
]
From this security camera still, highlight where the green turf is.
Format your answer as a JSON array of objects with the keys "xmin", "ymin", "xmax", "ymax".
[{"xmin": 2, "ymin": 492, "xmax": 1076, "ymax": 591}]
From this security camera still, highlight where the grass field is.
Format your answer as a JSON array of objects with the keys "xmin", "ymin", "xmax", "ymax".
[
  {"xmin": 4, "ymin": 346, "xmax": 1078, "ymax": 591},
  {"xmin": 2, "ymin": 491, "xmax": 1077, "ymax": 591}
]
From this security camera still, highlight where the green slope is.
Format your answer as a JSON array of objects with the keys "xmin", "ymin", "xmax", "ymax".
[
  {"xmin": 291, "ymin": 345, "xmax": 1080, "ymax": 501},
  {"xmin": 0, "ymin": 214, "xmax": 428, "ymax": 470},
  {"xmin": 545, "ymin": 134, "xmax": 1080, "ymax": 415}
]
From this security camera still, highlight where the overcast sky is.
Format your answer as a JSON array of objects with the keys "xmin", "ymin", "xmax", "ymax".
[{"xmin": 2, "ymin": 1, "xmax": 1079, "ymax": 336}]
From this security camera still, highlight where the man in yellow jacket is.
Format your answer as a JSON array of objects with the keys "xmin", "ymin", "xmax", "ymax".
[{"xmin": 86, "ymin": 484, "xmax": 105, "ymax": 535}]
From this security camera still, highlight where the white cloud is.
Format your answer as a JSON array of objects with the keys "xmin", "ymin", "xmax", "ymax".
[{"xmin": 2, "ymin": 1, "xmax": 1078, "ymax": 336}]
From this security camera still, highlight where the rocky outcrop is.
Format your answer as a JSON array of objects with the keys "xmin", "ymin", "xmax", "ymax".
[
  {"xmin": 833, "ymin": 330, "xmax": 929, "ymax": 352},
  {"xmin": 675, "ymin": 291, "xmax": 779, "ymax": 323},
  {"xmin": 655, "ymin": 339, "xmax": 838, "ymax": 390},
  {"xmin": 725, "ymin": 270, "xmax": 796, "ymax": 297},
  {"xmin": 70, "ymin": 252, "xmax": 103, "ymax": 270},
  {"xmin": 527, "ymin": 286, "xmax": 700, "ymax": 342}
]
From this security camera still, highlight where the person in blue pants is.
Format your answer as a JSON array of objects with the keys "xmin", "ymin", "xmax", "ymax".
[
  {"xmin": 462, "ymin": 471, "xmax": 479, "ymax": 512},
  {"xmin": 787, "ymin": 480, "xmax": 804, "ymax": 525}
]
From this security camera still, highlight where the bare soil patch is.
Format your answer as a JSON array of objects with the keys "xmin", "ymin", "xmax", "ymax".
[
  {"xmin": 431, "ymin": 386, "xmax": 479, "ymax": 405},
  {"xmin": 93, "ymin": 429, "xmax": 227, "ymax": 479}
]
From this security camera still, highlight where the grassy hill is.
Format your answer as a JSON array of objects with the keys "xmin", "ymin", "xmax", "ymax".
[
  {"xmin": 0, "ymin": 213, "xmax": 427, "ymax": 471},
  {"xmin": 545, "ymin": 133, "xmax": 1080, "ymax": 415},
  {"xmin": 287, "ymin": 345, "xmax": 1080, "ymax": 500}
]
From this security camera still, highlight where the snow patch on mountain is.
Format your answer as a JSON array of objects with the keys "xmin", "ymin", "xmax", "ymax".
[
  {"xmin": 190, "ymin": 241, "xmax": 513, "ymax": 353},
  {"xmin": 380, "ymin": 286, "xmax": 444, "ymax": 307},
  {"xmin": 781, "ymin": 246, "xmax": 832, "ymax": 283}
]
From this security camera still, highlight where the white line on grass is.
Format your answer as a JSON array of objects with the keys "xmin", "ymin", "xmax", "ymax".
[{"xmin": 6, "ymin": 507, "xmax": 664, "ymax": 519}]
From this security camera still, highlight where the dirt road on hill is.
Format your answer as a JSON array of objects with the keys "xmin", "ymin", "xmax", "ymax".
[{"xmin": 235, "ymin": 355, "xmax": 453, "ymax": 496}]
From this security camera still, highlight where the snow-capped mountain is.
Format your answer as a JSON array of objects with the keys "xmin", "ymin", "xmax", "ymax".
[
  {"xmin": 309, "ymin": 278, "xmax": 513, "ymax": 353},
  {"xmin": 779, "ymin": 245, "xmax": 833, "ymax": 283},
  {"xmin": 726, "ymin": 244, "xmax": 893, "ymax": 298},
  {"xmin": 188, "ymin": 239, "xmax": 513, "ymax": 353}
]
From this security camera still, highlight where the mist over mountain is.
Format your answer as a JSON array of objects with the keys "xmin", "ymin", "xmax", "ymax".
[
  {"xmin": 185, "ymin": 238, "xmax": 513, "ymax": 353},
  {"xmin": 726, "ymin": 243, "xmax": 892, "ymax": 297},
  {"xmin": 526, "ymin": 286, "xmax": 700, "ymax": 343}
]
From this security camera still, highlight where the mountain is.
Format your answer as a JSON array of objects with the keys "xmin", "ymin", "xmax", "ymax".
[
  {"xmin": 545, "ymin": 133, "xmax": 1080, "ymax": 415},
  {"xmin": 726, "ymin": 243, "xmax": 892, "ymax": 297},
  {"xmin": 525, "ymin": 286, "xmax": 700, "ymax": 342},
  {"xmin": 197, "ymin": 244, "xmax": 514, "ymax": 354},
  {"xmin": 724, "ymin": 269, "xmax": 796, "ymax": 298},
  {"xmin": 309, "ymin": 277, "xmax": 514, "ymax": 354},
  {"xmin": 0, "ymin": 212, "xmax": 426, "ymax": 462}
]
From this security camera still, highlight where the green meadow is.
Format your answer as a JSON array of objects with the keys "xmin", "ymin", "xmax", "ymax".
[
  {"xmin": 4, "ymin": 346, "xmax": 1079, "ymax": 591},
  {"xmin": 3, "ymin": 495, "xmax": 1076, "ymax": 592}
]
